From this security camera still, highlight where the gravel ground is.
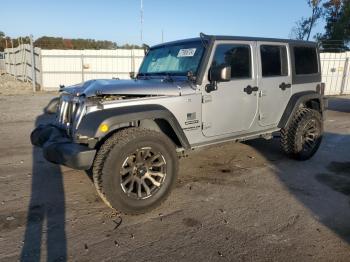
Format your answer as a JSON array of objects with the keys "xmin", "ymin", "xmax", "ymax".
[
  {"xmin": 0, "ymin": 74, "xmax": 34, "ymax": 95},
  {"xmin": 0, "ymin": 94, "xmax": 349, "ymax": 262}
]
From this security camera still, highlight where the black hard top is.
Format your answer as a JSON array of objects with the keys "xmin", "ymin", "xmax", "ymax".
[{"xmin": 151, "ymin": 33, "xmax": 317, "ymax": 49}]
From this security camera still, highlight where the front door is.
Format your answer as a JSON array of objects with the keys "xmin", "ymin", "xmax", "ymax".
[
  {"xmin": 257, "ymin": 42, "xmax": 292, "ymax": 126},
  {"xmin": 202, "ymin": 41, "xmax": 258, "ymax": 137}
]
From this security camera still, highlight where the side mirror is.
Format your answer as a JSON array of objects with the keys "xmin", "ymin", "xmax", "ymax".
[
  {"xmin": 209, "ymin": 65, "xmax": 231, "ymax": 82},
  {"xmin": 129, "ymin": 72, "xmax": 136, "ymax": 79}
]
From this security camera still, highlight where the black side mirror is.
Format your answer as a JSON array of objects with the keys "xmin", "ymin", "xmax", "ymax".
[
  {"xmin": 209, "ymin": 65, "xmax": 231, "ymax": 82},
  {"xmin": 129, "ymin": 72, "xmax": 136, "ymax": 79}
]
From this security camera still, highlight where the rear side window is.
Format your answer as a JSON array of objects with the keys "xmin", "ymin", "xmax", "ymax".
[
  {"xmin": 211, "ymin": 44, "xmax": 251, "ymax": 79},
  {"xmin": 294, "ymin": 47, "xmax": 318, "ymax": 75},
  {"xmin": 260, "ymin": 45, "xmax": 288, "ymax": 77}
]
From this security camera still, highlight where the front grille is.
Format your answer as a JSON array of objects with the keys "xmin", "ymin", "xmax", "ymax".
[{"xmin": 57, "ymin": 95, "xmax": 82, "ymax": 135}]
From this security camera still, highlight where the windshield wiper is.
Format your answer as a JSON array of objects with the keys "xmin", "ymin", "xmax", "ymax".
[
  {"xmin": 136, "ymin": 73, "xmax": 150, "ymax": 80},
  {"xmin": 159, "ymin": 73, "xmax": 174, "ymax": 82}
]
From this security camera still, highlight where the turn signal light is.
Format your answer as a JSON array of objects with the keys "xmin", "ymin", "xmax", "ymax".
[{"xmin": 99, "ymin": 124, "xmax": 109, "ymax": 133}]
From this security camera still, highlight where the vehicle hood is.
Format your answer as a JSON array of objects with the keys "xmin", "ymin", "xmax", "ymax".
[{"xmin": 62, "ymin": 79, "xmax": 196, "ymax": 97}]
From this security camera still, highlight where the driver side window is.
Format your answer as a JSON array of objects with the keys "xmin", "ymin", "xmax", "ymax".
[{"xmin": 211, "ymin": 44, "xmax": 252, "ymax": 79}]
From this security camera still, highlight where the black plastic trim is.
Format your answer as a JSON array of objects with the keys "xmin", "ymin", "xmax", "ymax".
[
  {"xmin": 77, "ymin": 104, "xmax": 191, "ymax": 149},
  {"xmin": 278, "ymin": 91, "xmax": 324, "ymax": 128},
  {"xmin": 31, "ymin": 125, "xmax": 96, "ymax": 170},
  {"xmin": 43, "ymin": 142, "xmax": 96, "ymax": 170}
]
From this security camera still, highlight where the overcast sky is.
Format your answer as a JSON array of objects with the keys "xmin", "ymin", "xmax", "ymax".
[{"xmin": 2, "ymin": 0, "xmax": 325, "ymax": 45}]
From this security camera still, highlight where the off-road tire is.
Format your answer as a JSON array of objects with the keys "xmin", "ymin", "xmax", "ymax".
[
  {"xmin": 92, "ymin": 128, "xmax": 178, "ymax": 214},
  {"xmin": 281, "ymin": 108, "xmax": 323, "ymax": 160}
]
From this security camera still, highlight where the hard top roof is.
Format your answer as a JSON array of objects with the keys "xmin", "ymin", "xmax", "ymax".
[{"xmin": 151, "ymin": 34, "xmax": 317, "ymax": 49}]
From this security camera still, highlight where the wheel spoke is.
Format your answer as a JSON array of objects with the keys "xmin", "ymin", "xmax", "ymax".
[
  {"xmin": 142, "ymin": 148, "xmax": 152, "ymax": 160},
  {"xmin": 127, "ymin": 178, "xmax": 135, "ymax": 193},
  {"xmin": 145, "ymin": 175, "xmax": 161, "ymax": 187},
  {"xmin": 122, "ymin": 175, "xmax": 133, "ymax": 187},
  {"xmin": 148, "ymin": 153, "xmax": 161, "ymax": 163},
  {"xmin": 142, "ymin": 181, "xmax": 151, "ymax": 196},
  {"xmin": 137, "ymin": 182, "xmax": 142, "ymax": 198},
  {"xmin": 121, "ymin": 166, "xmax": 134, "ymax": 175},
  {"xmin": 148, "ymin": 171, "xmax": 165, "ymax": 178},
  {"xmin": 136, "ymin": 150, "xmax": 143, "ymax": 163},
  {"xmin": 152, "ymin": 158, "xmax": 166, "ymax": 167}
]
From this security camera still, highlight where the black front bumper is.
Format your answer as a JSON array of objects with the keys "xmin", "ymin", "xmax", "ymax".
[{"xmin": 30, "ymin": 125, "xmax": 96, "ymax": 170}]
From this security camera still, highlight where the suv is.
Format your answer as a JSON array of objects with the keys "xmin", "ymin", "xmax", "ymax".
[{"xmin": 31, "ymin": 33, "xmax": 326, "ymax": 214}]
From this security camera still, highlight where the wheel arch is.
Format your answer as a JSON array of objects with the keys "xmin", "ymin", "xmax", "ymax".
[
  {"xmin": 77, "ymin": 104, "xmax": 190, "ymax": 150},
  {"xmin": 278, "ymin": 91, "xmax": 325, "ymax": 129}
]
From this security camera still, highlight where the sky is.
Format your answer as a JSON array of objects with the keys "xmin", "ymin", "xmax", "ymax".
[{"xmin": 1, "ymin": 0, "xmax": 326, "ymax": 45}]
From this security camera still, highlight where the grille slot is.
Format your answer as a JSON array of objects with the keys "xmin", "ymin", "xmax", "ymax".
[{"xmin": 57, "ymin": 96, "xmax": 81, "ymax": 135}]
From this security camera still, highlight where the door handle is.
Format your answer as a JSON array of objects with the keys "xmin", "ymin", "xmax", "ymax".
[
  {"xmin": 279, "ymin": 82, "xmax": 291, "ymax": 91},
  {"xmin": 244, "ymin": 85, "xmax": 259, "ymax": 95}
]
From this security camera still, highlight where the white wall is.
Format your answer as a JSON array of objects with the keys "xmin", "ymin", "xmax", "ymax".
[
  {"xmin": 320, "ymin": 52, "xmax": 350, "ymax": 95},
  {"xmin": 41, "ymin": 49, "xmax": 144, "ymax": 90}
]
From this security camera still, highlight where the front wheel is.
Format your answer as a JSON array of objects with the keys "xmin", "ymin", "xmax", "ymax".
[
  {"xmin": 92, "ymin": 128, "xmax": 178, "ymax": 214},
  {"xmin": 281, "ymin": 108, "xmax": 323, "ymax": 160}
]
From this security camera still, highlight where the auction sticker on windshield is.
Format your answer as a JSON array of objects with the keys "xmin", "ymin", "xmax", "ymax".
[{"xmin": 177, "ymin": 48, "xmax": 197, "ymax": 57}]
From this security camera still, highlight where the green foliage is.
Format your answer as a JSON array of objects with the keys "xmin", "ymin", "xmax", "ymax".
[
  {"xmin": 291, "ymin": 0, "xmax": 350, "ymax": 51},
  {"xmin": 0, "ymin": 31, "xmax": 31, "ymax": 52},
  {"xmin": 321, "ymin": 0, "xmax": 350, "ymax": 45},
  {"xmin": 0, "ymin": 31, "xmax": 143, "ymax": 51},
  {"xmin": 34, "ymin": 36, "xmax": 119, "ymax": 50},
  {"xmin": 290, "ymin": 0, "xmax": 323, "ymax": 40}
]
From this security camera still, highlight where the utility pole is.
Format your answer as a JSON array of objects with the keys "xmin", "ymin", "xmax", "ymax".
[
  {"xmin": 140, "ymin": 0, "xmax": 143, "ymax": 43},
  {"xmin": 162, "ymin": 29, "xmax": 164, "ymax": 43}
]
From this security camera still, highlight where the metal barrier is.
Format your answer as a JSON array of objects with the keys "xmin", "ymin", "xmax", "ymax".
[
  {"xmin": 4, "ymin": 43, "xmax": 144, "ymax": 91},
  {"xmin": 320, "ymin": 52, "xmax": 350, "ymax": 95}
]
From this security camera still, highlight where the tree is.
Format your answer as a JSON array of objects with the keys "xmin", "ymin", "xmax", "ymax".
[
  {"xmin": 290, "ymin": 0, "xmax": 323, "ymax": 40},
  {"xmin": 0, "ymin": 31, "xmax": 4, "ymax": 38},
  {"xmin": 322, "ymin": 0, "xmax": 350, "ymax": 46}
]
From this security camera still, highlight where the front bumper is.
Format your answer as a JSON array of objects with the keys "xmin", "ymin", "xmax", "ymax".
[{"xmin": 31, "ymin": 125, "xmax": 96, "ymax": 170}]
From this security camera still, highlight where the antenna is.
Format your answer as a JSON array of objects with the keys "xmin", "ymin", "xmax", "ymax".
[{"xmin": 140, "ymin": 0, "xmax": 143, "ymax": 43}]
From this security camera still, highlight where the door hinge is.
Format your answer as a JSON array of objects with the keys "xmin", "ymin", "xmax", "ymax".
[
  {"xmin": 202, "ymin": 122, "xmax": 212, "ymax": 130},
  {"xmin": 259, "ymin": 113, "xmax": 265, "ymax": 120},
  {"xmin": 259, "ymin": 90, "xmax": 267, "ymax": 97},
  {"xmin": 202, "ymin": 95, "xmax": 212, "ymax": 103}
]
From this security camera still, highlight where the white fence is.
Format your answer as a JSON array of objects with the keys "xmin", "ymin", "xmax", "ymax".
[
  {"xmin": 320, "ymin": 52, "xmax": 350, "ymax": 95},
  {"xmin": 0, "ymin": 57, "xmax": 5, "ymax": 74},
  {"xmin": 2, "ymin": 44, "xmax": 350, "ymax": 95},
  {"xmin": 41, "ymin": 49, "xmax": 144, "ymax": 90},
  {"xmin": 4, "ymin": 44, "xmax": 144, "ymax": 91},
  {"xmin": 4, "ymin": 44, "xmax": 41, "ymax": 87}
]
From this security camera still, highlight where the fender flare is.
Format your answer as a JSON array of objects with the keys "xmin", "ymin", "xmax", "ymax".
[
  {"xmin": 77, "ymin": 104, "xmax": 190, "ymax": 149},
  {"xmin": 278, "ymin": 91, "xmax": 325, "ymax": 128}
]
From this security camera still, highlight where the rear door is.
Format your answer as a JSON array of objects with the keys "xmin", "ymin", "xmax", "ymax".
[{"xmin": 257, "ymin": 42, "xmax": 292, "ymax": 127}]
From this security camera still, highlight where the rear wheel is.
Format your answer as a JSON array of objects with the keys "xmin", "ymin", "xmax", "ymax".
[
  {"xmin": 92, "ymin": 128, "xmax": 178, "ymax": 214},
  {"xmin": 281, "ymin": 108, "xmax": 323, "ymax": 160}
]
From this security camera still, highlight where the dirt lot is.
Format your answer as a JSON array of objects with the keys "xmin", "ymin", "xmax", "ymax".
[{"xmin": 0, "ymin": 93, "xmax": 349, "ymax": 262}]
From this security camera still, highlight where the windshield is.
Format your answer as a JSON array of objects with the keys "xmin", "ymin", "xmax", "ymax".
[{"xmin": 138, "ymin": 41, "xmax": 205, "ymax": 76}]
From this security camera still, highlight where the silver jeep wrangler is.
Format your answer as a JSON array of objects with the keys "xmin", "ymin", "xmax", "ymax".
[{"xmin": 31, "ymin": 33, "xmax": 326, "ymax": 214}]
